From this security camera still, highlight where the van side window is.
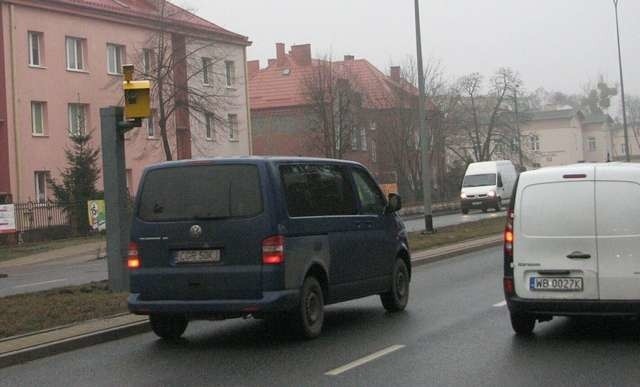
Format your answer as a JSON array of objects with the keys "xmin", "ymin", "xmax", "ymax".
[
  {"xmin": 352, "ymin": 168, "xmax": 386, "ymax": 215},
  {"xmin": 280, "ymin": 164, "xmax": 357, "ymax": 217}
]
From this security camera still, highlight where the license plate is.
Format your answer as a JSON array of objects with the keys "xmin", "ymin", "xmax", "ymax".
[
  {"xmin": 529, "ymin": 277, "xmax": 583, "ymax": 291},
  {"xmin": 472, "ymin": 201, "xmax": 482, "ymax": 205},
  {"xmin": 175, "ymin": 250, "xmax": 220, "ymax": 264}
]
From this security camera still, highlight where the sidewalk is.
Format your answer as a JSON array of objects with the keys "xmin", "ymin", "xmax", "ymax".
[
  {"xmin": 0, "ymin": 241, "xmax": 106, "ymax": 269},
  {"xmin": 0, "ymin": 234, "xmax": 502, "ymax": 369}
]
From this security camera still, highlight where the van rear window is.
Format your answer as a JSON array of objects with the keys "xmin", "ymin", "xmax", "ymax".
[{"xmin": 137, "ymin": 164, "xmax": 262, "ymax": 221}]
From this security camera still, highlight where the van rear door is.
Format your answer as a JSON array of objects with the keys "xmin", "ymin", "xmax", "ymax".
[
  {"xmin": 514, "ymin": 166, "xmax": 599, "ymax": 300},
  {"xmin": 131, "ymin": 163, "xmax": 271, "ymax": 301},
  {"xmin": 595, "ymin": 166, "xmax": 640, "ymax": 300}
]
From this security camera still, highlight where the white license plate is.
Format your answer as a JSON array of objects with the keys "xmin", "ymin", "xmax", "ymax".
[
  {"xmin": 175, "ymin": 250, "xmax": 220, "ymax": 264},
  {"xmin": 530, "ymin": 277, "xmax": 583, "ymax": 291},
  {"xmin": 472, "ymin": 201, "xmax": 482, "ymax": 205}
]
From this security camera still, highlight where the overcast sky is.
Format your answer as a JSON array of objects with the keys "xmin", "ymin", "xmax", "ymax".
[{"xmin": 187, "ymin": 0, "xmax": 639, "ymax": 97}]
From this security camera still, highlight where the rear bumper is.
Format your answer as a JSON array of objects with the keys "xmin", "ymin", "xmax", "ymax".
[
  {"xmin": 128, "ymin": 289, "xmax": 299, "ymax": 317},
  {"xmin": 507, "ymin": 296, "xmax": 640, "ymax": 316},
  {"xmin": 460, "ymin": 196, "xmax": 499, "ymax": 209}
]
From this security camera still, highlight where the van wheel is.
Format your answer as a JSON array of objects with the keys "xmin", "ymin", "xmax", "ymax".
[
  {"xmin": 461, "ymin": 209, "xmax": 469, "ymax": 215},
  {"xmin": 149, "ymin": 314, "xmax": 188, "ymax": 340},
  {"xmin": 292, "ymin": 276, "xmax": 324, "ymax": 339},
  {"xmin": 482, "ymin": 208, "xmax": 488, "ymax": 213},
  {"xmin": 510, "ymin": 312, "xmax": 535, "ymax": 335},
  {"xmin": 380, "ymin": 258, "xmax": 410, "ymax": 312},
  {"xmin": 495, "ymin": 199, "xmax": 502, "ymax": 211}
]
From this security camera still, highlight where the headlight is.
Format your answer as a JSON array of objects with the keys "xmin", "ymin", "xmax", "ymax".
[
  {"xmin": 460, "ymin": 193, "xmax": 467, "ymax": 199},
  {"xmin": 488, "ymin": 190, "xmax": 496, "ymax": 197}
]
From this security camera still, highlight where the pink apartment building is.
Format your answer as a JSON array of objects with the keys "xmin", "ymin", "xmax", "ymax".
[{"xmin": 0, "ymin": 0, "xmax": 252, "ymax": 203}]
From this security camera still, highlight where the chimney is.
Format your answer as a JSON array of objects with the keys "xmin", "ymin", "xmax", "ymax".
[
  {"xmin": 344, "ymin": 55, "xmax": 355, "ymax": 61},
  {"xmin": 276, "ymin": 42, "xmax": 286, "ymax": 66},
  {"xmin": 290, "ymin": 44, "xmax": 312, "ymax": 66},
  {"xmin": 390, "ymin": 66, "xmax": 401, "ymax": 82},
  {"xmin": 247, "ymin": 60, "xmax": 260, "ymax": 78}
]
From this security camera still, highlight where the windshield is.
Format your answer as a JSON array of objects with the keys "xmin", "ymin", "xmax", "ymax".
[
  {"xmin": 462, "ymin": 173, "xmax": 496, "ymax": 188},
  {"xmin": 137, "ymin": 164, "xmax": 263, "ymax": 221}
]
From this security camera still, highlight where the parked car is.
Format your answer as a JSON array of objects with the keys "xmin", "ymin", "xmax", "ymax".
[
  {"xmin": 127, "ymin": 157, "xmax": 411, "ymax": 340},
  {"xmin": 460, "ymin": 160, "xmax": 518, "ymax": 214},
  {"xmin": 504, "ymin": 163, "xmax": 640, "ymax": 334}
]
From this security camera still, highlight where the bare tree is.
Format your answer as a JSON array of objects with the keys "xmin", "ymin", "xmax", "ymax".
[
  {"xmin": 125, "ymin": 0, "xmax": 239, "ymax": 161},
  {"xmin": 625, "ymin": 95, "xmax": 640, "ymax": 151},
  {"xmin": 301, "ymin": 57, "xmax": 365, "ymax": 159}
]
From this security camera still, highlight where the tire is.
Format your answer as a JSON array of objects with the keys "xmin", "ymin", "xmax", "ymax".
[
  {"xmin": 291, "ymin": 276, "xmax": 324, "ymax": 339},
  {"xmin": 381, "ymin": 258, "xmax": 410, "ymax": 312},
  {"xmin": 461, "ymin": 209, "xmax": 469, "ymax": 215},
  {"xmin": 482, "ymin": 208, "xmax": 488, "ymax": 213},
  {"xmin": 495, "ymin": 198, "xmax": 502, "ymax": 212},
  {"xmin": 149, "ymin": 314, "xmax": 188, "ymax": 340},
  {"xmin": 510, "ymin": 312, "xmax": 535, "ymax": 335}
]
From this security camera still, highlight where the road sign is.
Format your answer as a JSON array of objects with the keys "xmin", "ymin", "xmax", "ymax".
[{"xmin": 0, "ymin": 204, "xmax": 16, "ymax": 234}]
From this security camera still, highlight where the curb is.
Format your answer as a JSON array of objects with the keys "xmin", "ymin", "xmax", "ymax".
[
  {"xmin": 0, "ymin": 235, "xmax": 502, "ymax": 369},
  {"xmin": 0, "ymin": 318, "xmax": 150, "ymax": 369}
]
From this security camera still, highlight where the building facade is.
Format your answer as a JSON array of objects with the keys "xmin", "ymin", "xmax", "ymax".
[{"xmin": 0, "ymin": 0, "xmax": 251, "ymax": 203}]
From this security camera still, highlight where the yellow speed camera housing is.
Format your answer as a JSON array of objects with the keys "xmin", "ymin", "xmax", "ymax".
[{"xmin": 122, "ymin": 64, "xmax": 150, "ymax": 119}]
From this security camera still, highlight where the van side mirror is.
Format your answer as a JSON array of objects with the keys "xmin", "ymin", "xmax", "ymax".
[
  {"xmin": 497, "ymin": 173, "xmax": 504, "ymax": 188},
  {"xmin": 386, "ymin": 193, "xmax": 402, "ymax": 214}
]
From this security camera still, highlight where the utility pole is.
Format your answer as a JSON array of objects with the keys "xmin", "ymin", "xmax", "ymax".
[
  {"xmin": 514, "ymin": 84, "xmax": 524, "ymax": 170},
  {"xmin": 414, "ymin": 0, "xmax": 434, "ymax": 233},
  {"xmin": 613, "ymin": 0, "xmax": 630, "ymax": 162}
]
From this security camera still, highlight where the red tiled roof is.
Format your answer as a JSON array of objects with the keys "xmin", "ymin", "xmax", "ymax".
[
  {"xmin": 47, "ymin": 0, "xmax": 248, "ymax": 42},
  {"xmin": 249, "ymin": 52, "xmax": 418, "ymax": 111}
]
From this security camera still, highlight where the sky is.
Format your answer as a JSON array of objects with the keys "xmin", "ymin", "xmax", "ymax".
[{"xmin": 185, "ymin": 0, "xmax": 639, "ymax": 98}]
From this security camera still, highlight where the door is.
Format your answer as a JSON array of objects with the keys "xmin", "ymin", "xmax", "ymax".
[
  {"xmin": 595, "ymin": 178, "xmax": 640, "ymax": 300},
  {"xmin": 351, "ymin": 167, "xmax": 396, "ymax": 280},
  {"xmin": 514, "ymin": 173, "xmax": 599, "ymax": 300}
]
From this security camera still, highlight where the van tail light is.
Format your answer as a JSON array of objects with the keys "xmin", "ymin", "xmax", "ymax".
[
  {"xmin": 503, "ymin": 277, "xmax": 515, "ymax": 296},
  {"xmin": 504, "ymin": 209, "xmax": 514, "ymax": 259},
  {"xmin": 262, "ymin": 235, "xmax": 285, "ymax": 265},
  {"xmin": 127, "ymin": 242, "xmax": 141, "ymax": 270}
]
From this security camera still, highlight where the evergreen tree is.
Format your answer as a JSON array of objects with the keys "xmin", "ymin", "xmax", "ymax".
[{"xmin": 48, "ymin": 133, "xmax": 100, "ymax": 234}]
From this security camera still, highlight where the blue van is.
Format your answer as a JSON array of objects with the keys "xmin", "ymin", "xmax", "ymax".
[{"xmin": 127, "ymin": 157, "xmax": 411, "ymax": 339}]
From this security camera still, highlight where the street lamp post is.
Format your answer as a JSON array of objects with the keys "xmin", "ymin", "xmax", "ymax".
[
  {"xmin": 514, "ymin": 84, "xmax": 524, "ymax": 170},
  {"xmin": 613, "ymin": 0, "xmax": 630, "ymax": 162},
  {"xmin": 414, "ymin": 0, "xmax": 434, "ymax": 233}
]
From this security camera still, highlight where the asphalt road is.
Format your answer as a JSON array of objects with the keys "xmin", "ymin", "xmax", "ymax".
[
  {"xmin": 0, "ymin": 211, "xmax": 503, "ymax": 296},
  {"xmin": 2, "ymin": 246, "xmax": 638, "ymax": 386}
]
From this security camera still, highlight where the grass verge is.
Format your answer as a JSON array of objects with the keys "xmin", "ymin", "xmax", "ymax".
[
  {"xmin": 0, "ymin": 234, "xmax": 105, "ymax": 263},
  {"xmin": 408, "ymin": 216, "xmax": 505, "ymax": 252},
  {"xmin": 0, "ymin": 281, "xmax": 127, "ymax": 339}
]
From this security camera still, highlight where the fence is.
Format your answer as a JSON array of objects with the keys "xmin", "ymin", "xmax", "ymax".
[{"xmin": 12, "ymin": 201, "xmax": 91, "ymax": 243}]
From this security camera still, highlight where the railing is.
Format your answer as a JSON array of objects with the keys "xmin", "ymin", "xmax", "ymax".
[{"xmin": 14, "ymin": 201, "xmax": 75, "ymax": 231}]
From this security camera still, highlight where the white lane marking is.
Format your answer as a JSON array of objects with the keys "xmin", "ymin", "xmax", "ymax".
[
  {"xmin": 13, "ymin": 278, "xmax": 68, "ymax": 289},
  {"xmin": 493, "ymin": 300, "xmax": 507, "ymax": 307},
  {"xmin": 325, "ymin": 345, "xmax": 405, "ymax": 376}
]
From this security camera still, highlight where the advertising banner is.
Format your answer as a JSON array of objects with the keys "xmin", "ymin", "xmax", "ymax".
[
  {"xmin": 0, "ymin": 204, "xmax": 16, "ymax": 234},
  {"xmin": 88, "ymin": 200, "xmax": 106, "ymax": 232}
]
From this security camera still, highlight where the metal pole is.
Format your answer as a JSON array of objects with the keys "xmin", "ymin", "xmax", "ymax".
[
  {"xmin": 613, "ymin": 0, "xmax": 630, "ymax": 162},
  {"xmin": 514, "ymin": 85, "xmax": 523, "ymax": 170},
  {"xmin": 414, "ymin": 0, "xmax": 433, "ymax": 233}
]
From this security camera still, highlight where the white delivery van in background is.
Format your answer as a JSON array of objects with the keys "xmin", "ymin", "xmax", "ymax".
[
  {"xmin": 504, "ymin": 163, "xmax": 640, "ymax": 335},
  {"xmin": 460, "ymin": 160, "xmax": 518, "ymax": 214}
]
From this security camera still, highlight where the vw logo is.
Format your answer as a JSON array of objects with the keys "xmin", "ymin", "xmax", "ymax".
[{"xmin": 189, "ymin": 225, "xmax": 203, "ymax": 239}]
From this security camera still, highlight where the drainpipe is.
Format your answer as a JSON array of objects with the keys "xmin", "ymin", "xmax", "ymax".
[
  {"xmin": 9, "ymin": 4, "xmax": 21, "ymax": 200},
  {"xmin": 243, "ymin": 46, "xmax": 253, "ymax": 155}
]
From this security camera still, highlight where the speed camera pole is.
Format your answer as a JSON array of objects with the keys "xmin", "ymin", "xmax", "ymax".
[
  {"xmin": 414, "ymin": 0, "xmax": 434, "ymax": 233},
  {"xmin": 613, "ymin": 0, "xmax": 630, "ymax": 162}
]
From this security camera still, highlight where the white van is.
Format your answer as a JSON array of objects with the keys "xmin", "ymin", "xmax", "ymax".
[
  {"xmin": 460, "ymin": 160, "xmax": 517, "ymax": 214},
  {"xmin": 504, "ymin": 163, "xmax": 640, "ymax": 335}
]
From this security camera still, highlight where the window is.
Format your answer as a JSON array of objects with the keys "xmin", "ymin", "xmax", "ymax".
[
  {"xmin": 530, "ymin": 135, "xmax": 540, "ymax": 151},
  {"xmin": 68, "ymin": 103, "xmax": 88, "ymax": 136},
  {"xmin": 31, "ymin": 102, "xmax": 45, "ymax": 135},
  {"xmin": 205, "ymin": 113, "xmax": 215, "ymax": 140},
  {"xmin": 28, "ymin": 31, "xmax": 43, "ymax": 66},
  {"xmin": 588, "ymin": 137, "xmax": 596, "ymax": 152},
  {"xmin": 202, "ymin": 57, "xmax": 212, "ymax": 85},
  {"xmin": 66, "ymin": 37, "xmax": 85, "ymax": 71},
  {"xmin": 225, "ymin": 61, "xmax": 235, "ymax": 87},
  {"xmin": 138, "ymin": 165, "xmax": 263, "ymax": 221},
  {"xmin": 621, "ymin": 144, "xmax": 627, "ymax": 155},
  {"xmin": 279, "ymin": 164, "xmax": 357, "ymax": 217},
  {"xmin": 228, "ymin": 114, "xmax": 238, "ymax": 140},
  {"xmin": 352, "ymin": 168, "xmax": 386, "ymax": 215},
  {"xmin": 360, "ymin": 128, "xmax": 367, "ymax": 151},
  {"xmin": 351, "ymin": 130, "xmax": 359, "ymax": 151},
  {"xmin": 370, "ymin": 121, "xmax": 377, "ymax": 131},
  {"xmin": 371, "ymin": 139, "xmax": 377, "ymax": 162},
  {"xmin": 34, "ymin": 171, "xmax": 49, "ymax": 203},
  {"xmin": 146, "ymin": 109, "xmax": 156, "ymax": 138},
  {"xmin": 142, "ymin": 48, "xmax": 152, "ymax": 76},
  {"xmin": 107, "ymin": 44, "xmax": 125, "ymax": 74}
]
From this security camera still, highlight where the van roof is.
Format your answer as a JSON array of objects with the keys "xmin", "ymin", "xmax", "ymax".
[
  {"xmin": 519, "ymin": 162, "xmax": 640, "ymax": 184},
  {"xmin": 143, "ymin": 156, "xmax": 366, "ymax": 172}
]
